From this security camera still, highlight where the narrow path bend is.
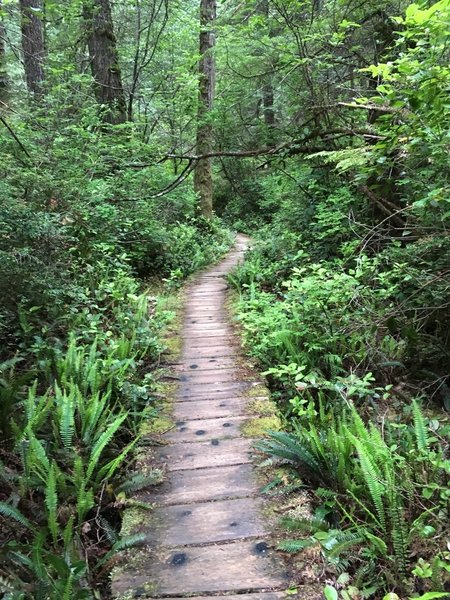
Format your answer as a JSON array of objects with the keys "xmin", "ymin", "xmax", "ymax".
[{"xmin": 114, "ymin": 235, "xmax": 289, "ymax": 600}]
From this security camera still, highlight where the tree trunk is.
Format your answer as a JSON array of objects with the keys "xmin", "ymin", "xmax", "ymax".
[
  {"xmin": 257, "ymin": 0, "xmax": 276, "ymax": 146},
  {"xmin": 194, "ymin": 0, "xmax": 216, "ymax": 219},
  {"xmin": 19, "ymin": 0, "xmax": 45, "ymax": 97},
  {"xmin": 83, "ymin": 0, "xmax": 127, "ymax": 125},
  {"xmin": 0, "ymin": 1, "xmax": 8, "ymax": 106}
]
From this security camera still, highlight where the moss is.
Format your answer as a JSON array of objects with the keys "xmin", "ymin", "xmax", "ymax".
[
  {"xmin": 156, "ymin": 380, "xmax": 178, "ymax": 399},
  {"xmin": 163, "ymin": 335, "xmax": 183, "ymax": 359},
  {"xmin": 245, "ymin": 383, "xmax": 270, "ymax": 398},
  {"xmin": 141, "ymin": 413, "xmax": 173, "ymax": 436},
  {"xmin": 121, "ymin": 505, "xmax": 152, "ymax": 536},
  {"xmin": 247, "ymin": 397, "xmax": 277, "ymax": 416},
  {"xmin": 241, "ymin": 415, "xmax": 281, "ymax": 437}
]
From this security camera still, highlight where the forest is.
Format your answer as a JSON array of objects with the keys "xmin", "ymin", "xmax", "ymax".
[{"xmin": 0, "ymin": 0, "xmax": 449, "ymax": 598}]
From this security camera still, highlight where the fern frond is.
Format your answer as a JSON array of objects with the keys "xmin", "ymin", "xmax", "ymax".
[
  {"xmin": 351, "ymin": 436, "xmax": 386, "ymax": 531},
  {"xmin": 98, "ymin": 435, "xmax": 138, "ymax": 481},
  {"xmin": 98, "ymin": 517, "xmax": 118, "ymax": 544},
  {"xmin": 62, "ymin": 572, "xmax": 74, "ymax": 600},
  {"xmin": 0, "ymin": 575, "xmax": 18, "ymax": 593},
  {"xmin": 0, "ymin": 502, "xmax": 34, "ymax": 530},
  {"xmin": 45, "ymin": 461, "xmax": 59, "ymax": 544},
  {"xmin": 96, "ymin": 533, "xmax": 146, "ymax": 568},
  {"xmin": 280, "ymin": 515, "xmax": 330, "ymax": 533},
  {"xmin": 256, "ymin": 431, "xmax": 322, "ymax": 474},
  {"xmin": 86, "ymin": 413, "xmax": 127, "ymax": 480},
  {"xmin": 55, "ymin": 384, "xmax": 75, "ymax": 450},
  {"xmin": 412, "ymin": 398, "xmax": 429, "ymax": 451},
  {"xmin": 115, "ymin": 470, "xmax": 164, "ymax": 495},
  {"xmin": 388, "ymin": 485, "xmax": 408, "ymax": 575},
  {"xmin": 278, "ymin": 538, "xmax": 316, "ymax": 553},
  {"xmin": 327, "ymin": 533, "xmax": 364, "ymax": 559}
]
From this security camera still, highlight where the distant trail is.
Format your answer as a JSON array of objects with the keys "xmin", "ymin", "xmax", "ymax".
[{"xmin": 113, "ymin": 234, "xmax": 289, "ymax": 600}]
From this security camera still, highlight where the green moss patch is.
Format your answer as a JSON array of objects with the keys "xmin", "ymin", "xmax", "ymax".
[
  {"xmin": 241, "ymin": 415, "xmax": 281, "ymax": 437},
  {"xmin": 245, "ymin": 383, "xmax": 270, "ymax": 398},
  {"xmin": 247, "ymin": 397, "xmax": 278, "ymax": 416}
]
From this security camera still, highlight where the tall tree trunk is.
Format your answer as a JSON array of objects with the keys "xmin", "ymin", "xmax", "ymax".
[
  {"xmin": 19, "ymin": 0, "xmax": 45, "ymax": 97},
  {"xmin": 257, "ymin": 0, "xmax": 276, "ymax": 146},
  {"xmin": 83, "ymin": 0, "xmax": 127, "ymax": 125},
  {"xmin": 194, "ymin": 0, "xmax": 216, "ymax": 219},
  {"xmin": 0, "ymin": 1, "xmax": 8, "ymax": 106}
]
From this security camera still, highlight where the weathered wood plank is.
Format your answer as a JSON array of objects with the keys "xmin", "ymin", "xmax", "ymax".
[
  {"xmin": 174, "ymin": 397, "xmax": 247, "ymax": 420},
  {"xmin": 156, "ymin": 437, "xmax": 253, "ymax": 470},
  {"xmin": 143, "ymin": 497, "xmax": 266, "ymax": 546},
  {"xmin": 166, "ymin": 415, "xmax": 247, "ymax": 443},
  {"xmin": 112, "ymin": 540, "xmax": 289, "ymax": 597},
  {"xmin": 144, "ymin": 463, "xmax": 258, "ymax": 505}
]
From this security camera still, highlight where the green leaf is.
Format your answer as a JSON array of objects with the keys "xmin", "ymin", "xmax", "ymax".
[
  {"xmin": 0, "ymin": 502, "xmax": 35, "ymax": 531},
  {"xmin": 324, "ymin": 585, "xmax": 339, "ymax": 600},
  {"xmin": 408, "ymin": 594, "xmax": 450, "ymax": 600}
]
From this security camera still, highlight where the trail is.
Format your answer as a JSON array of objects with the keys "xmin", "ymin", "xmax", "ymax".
[{"xmin": 113, "ymin": 235, "xmax": 289, "ymax": 599}]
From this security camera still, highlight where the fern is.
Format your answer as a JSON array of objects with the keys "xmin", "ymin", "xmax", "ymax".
[
  {"xmin": 256, "ymin": 431, "xmax": 322, "ymax": 477},
  {"xmin": 45, "ymin": 461, "xmax": 59, "ymax": 545},
  {"xmin": 98, "ymin": 517, "xmax": 118, "ymax": 544},
  {"xmin": 56, "ymin": 384, "xmax": 75, "ymax": 450},
  {"xmin": 280, "ymin": 515, "xmax": 330, "ymax": 533},
  {"xmin": 412, "ymin": 398, "xmax": 429, "ymax": 451},
  {"xmin": 307, "ymin": 147, "xmax": 371, "ymax": 172},
  {"xmin": 327, "ymin": 532, "xmax": 364, "ymax": 559},
  {"xmin": 115, "ymin": 470, "xmax": 164, "ymax": 495},
  {"xmin": 98, "ymin": 436, "xmax": 139, "ymax": 480},
  {"xmin": 0, "ymin": 502, "xmax": 34, "ymax": 530},
  {"xmin": 62, "ymin": 572, "xmax": 74, "ymax": 600},
  {"xmin": 388, "ymin": 484, "xmax": 408, "ymax": 575},
  {"xmin": 86, "ymin": 413, "xmax": 127, "ymax": 480},
  {"xmin": 351, "ymin": 436, "xmax": 386, "ymax": 530},
  {"xmin": 0, "ymin": 575, "xmax": 17, "ymax": 593},
  {"xmin": 63, "ymin": 515, "xmax": 75, "ymax": 550},
  {"xmin": 96, "ymin": 533, "xmax": 146, "ymax": 568},
  {"xmin": 278, "ymin": 538, "xmax": 316, "ymax": 553}
]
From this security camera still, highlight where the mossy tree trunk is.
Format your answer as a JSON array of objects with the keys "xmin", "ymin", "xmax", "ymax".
[
  {"xmin": 83, "ymin": 0, "xmax": 127, "ymax": 125},
  {"xmin": 19, "ymin": 0, "xmax": 45, "ymax": 97},
  {"xmin": 258, "ymin": 0, "xmax": 276, "ymax": 147},
  {"xmin": 194, "ymin": 0, "xmax": 216, "ymax": 219},
  {"xmin": 0, "ymin": 1, "xmax": 8, "ymax": 105}
]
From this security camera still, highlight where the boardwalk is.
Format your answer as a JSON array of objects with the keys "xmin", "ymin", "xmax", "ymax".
[{"xmin": 113, "ymin": 235, "xmax": 289, "ymax": 600}]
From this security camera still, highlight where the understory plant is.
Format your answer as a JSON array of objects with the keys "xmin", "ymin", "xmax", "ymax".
[
  {"xmin": 0, "ymin": 281, "xmax": 171, "ymax": 598},
  {"xmin": 257, "ymin": 401, "xmax": 450, "ymax": 596}
]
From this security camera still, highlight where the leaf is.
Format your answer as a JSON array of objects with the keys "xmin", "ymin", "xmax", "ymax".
[
  {"xmin": 324, "ymin": 585, "xmax": 339, "ymax": 600},
  {"xmin": 86, "ymin": 413, "xmax": 128, "ymax": 480},
  {"xmin": 408, "ymin": 594, "xmax": 450, "ymax": 600},
  {"xmin": 0, "ymin": 502, "xmax": 34, "ymax": 530},
  {"xmin": 412, "ymin": 399, "xmax": 429, "ymax": 451},
  {"xmin": 45, "ymin": 461, "xmax": 59, "ymax": 544}
]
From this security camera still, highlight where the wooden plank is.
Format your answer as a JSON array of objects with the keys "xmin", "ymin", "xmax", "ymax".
[
  {"xmin": 183, "ymin": 339, "xmax": 235, "ymax": 351},
  {"xmin": 145, "ymin": 463, "xmax": 258, "ymax": 505},
  {"xmin": 112, "ymin": 540, "xmax": 289, "ymax": 597},
  {"xmin": 178, "ymin": 368, "xmax": 238, "ymax": 384},
  {"xmin": 154, "ymin": 590, "xmax": 323, "ymax": 600},
  {"xmin": 143, "ymin": 497, "xmax": 266, "ymax": 546},
  {"xmin": 183, "ymin": 328, "xmax": 233, "ymax": 338},
  {"xmin": 174, "ymin": 397, "xmax": 247, "ymax": 420},
  {"xmin": 166, "ymin": 416, "xmax": 247, "ymax": 443},
  {"xmin": 152, "ymin": 594, "xmax": 289, "ymax": 600},
  {"xmin": 175, "ymin": 357, "xmax": 237, "ymax": 371},
  {"xmin": 156, "ymin": 437, "xmax": 252, "ymax": 470},
  {"xmin": 177, "ymin": 381, "xmax": 251, "ymax": 402},
  {"xmin": 183, "ymin": 346, "xmax": 236, "ymax": 358},
  {"xmin": 178, "ymin": 382, "xmax": 255, "ymax": 401}
]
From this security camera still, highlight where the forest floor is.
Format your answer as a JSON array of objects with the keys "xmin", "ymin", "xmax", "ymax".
[{"xmin": 111, "ymin": 235, "xmax": 321, "ymax": 600}]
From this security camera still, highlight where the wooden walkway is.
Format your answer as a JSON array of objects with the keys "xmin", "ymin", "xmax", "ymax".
[{"xmin": 113, "ymin": 235, "xmax": 289, "ymax": 600}]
